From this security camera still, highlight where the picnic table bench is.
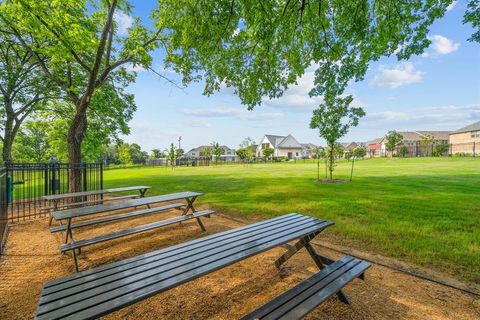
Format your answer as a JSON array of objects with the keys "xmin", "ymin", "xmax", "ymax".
[
  {"xmin": 43, "ymin": 186, "xmax": 151, "ymax": 225},
  {"xmin": 51, "ymin": 191, "xmax": 208, "ymax": 271},
  {"xmin": 34, "ymin": 213, "xmax": 368, "ymax": 320},
  {"xmin": 242, "ymin": 256, "xmax": 370, "ymax": 319}
]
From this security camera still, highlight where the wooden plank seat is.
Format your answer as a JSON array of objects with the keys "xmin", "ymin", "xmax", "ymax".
[
  {"xmin": 61, "ymin": 209, "xmax": 215, "ymax": 272},
  {"xmin": 41, "ymin": 194, "xmax": 140, "ymax": 212},
  {"xmin": 242, "ymin": 256, "xmax": 371, "ymax": 320},
  {"xmin": 49, "ymin": 203, "xmax": 185, "ymax": 233},
  {"xmin": 35, "ymin": 214, "xmax": 333, "ymax": 320}
]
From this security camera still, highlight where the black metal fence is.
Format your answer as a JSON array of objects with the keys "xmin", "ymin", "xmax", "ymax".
[
  {"xmin": 0, "ymin": 167, "xmax": 8, "ymax": 254},
  {"xmin": 5, "ymin": 163, "xmax": 103, "ymax": 222}
]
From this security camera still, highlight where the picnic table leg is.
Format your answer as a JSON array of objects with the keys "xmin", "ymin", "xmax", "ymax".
[
  {"xmin": 303, "ymin": 238, "xmax": 351, "ymax": 305},
  {"xmin": 48, "ymin": 200, "xmax": 59, "ymax": 226},
  {"xmin": 181, "ymin": 196, "xmax": 206, "ymax": 231},
  {"xmin": 139, "ymin": 189, "xmax": 147, "ymax": 198},
  {"xmin": 65, "ymin": 218, "xmax": 72, "ymax": 244},
  {"xmin": 72, "ymin": 248, "xmax": 79, "ymax": 273}
]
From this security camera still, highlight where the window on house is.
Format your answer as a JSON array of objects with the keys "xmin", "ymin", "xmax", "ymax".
[
  {"xmin": 296, "ymin": 152, "xmax": 299, "ymax": 156},
  {"xmin": 471, "ymin": 131, "xmax": 480, "ymax": 138}
]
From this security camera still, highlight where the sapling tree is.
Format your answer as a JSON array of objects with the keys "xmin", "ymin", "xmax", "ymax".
[
  {"xmin": 211, "ymin": 141, "xmax": 224, "ymax": 164},
  {"xmin": 385, "ymin": 131, "xmax": 404, "ymax": 157},
  {"xmin": 350, "ymin": 146, "xmax": 367, "ymax": 181},
  {"xmin": 263, "ymin": 147, "xmax": 274, "ymax": 161},
  {"xmin": 399, "ymin": 146, "xmax": 409, "ymax": 157},
  {"xmin": 310, "ymin": 96, "xmax": 365, "ymax": 181},
  {"xmin": 168, "ymin": 143, "xmax": 176, "ymax": 169}
]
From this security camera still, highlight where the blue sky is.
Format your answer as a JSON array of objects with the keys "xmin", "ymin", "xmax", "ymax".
[{"xmin": 120, "ymin": 1, "xmax": 480, "ymax": 152}]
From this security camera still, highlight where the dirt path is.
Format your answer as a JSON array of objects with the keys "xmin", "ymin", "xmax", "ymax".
[{"xmin": 0, "ymin": 207, "xmax": 479, "ymax": 319}]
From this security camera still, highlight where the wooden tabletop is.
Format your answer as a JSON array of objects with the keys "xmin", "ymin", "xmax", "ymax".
[
  {"xmin": 43, "ymin": 186, "xmax": 151, "ymax": 201},
  {"xmin": 52, "ymin": 191, "xmax": 203, "ymax": 221}
]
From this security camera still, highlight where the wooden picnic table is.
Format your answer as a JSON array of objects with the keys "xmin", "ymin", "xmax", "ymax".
[
  {"xmin": 52, "ymin": 191, "xmax": 203, "ymax": 245},
  {"xmin": 35, "ymin": 213, "xmax": 336, "ymax": 320}
]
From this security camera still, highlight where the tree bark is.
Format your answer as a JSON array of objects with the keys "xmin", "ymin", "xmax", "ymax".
[{"xmin": 67, "ymin": 103, "xmax": 88, "ymax": 192}]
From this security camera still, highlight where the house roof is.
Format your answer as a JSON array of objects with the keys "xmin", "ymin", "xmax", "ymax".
[
  {"xmin": 450, "ymin": 121, "xmax": 480, "ymax": 135},
  {"xmin": 186, "ymin": 145, "xmax": 234, "ymax": 154},
  {"xmin": 264, "ymin": 135, "xmax": 286, "ymax": 148},
  {"xmin": 366, "ymin": 138, "xmax": 383, "ymax": 145},
  {"xmin": 339, "ymin": 142, "xmax": 358, "ymax": 151},
  {"xmin": 277, "ymin": 134, "xmax": 303, "ymax": 149},
  {"xmin": 398, "ymin": 131, "xmax": 450, "ymax": 141}
]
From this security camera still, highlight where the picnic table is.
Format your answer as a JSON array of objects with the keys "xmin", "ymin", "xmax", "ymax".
[
  {"xmin": 52, "ymin": 191, "xmax": 203, "ymax": 244},
  {"xmin": 35, "ymin": 213, "xmax": 358, "ymax": 320},
  {"xmin": 43, "ymin": 185, "xmax": 151, "ymax": 214},
  {"xmin": 51, "ymin": 191, "xmax": 208, "ymax": 271}
]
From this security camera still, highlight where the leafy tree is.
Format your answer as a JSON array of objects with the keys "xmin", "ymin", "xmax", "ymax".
[
  {"xmin": 175, "ymin": 148, "xmax": 184, "ymax": 159},
  {"xmin": 117, "ymin": 143, "xmax": 132, "ymax": 165},
  {"xmin": 236, "ymin": 148, "xmax": 254, "ymax": 163},
  {"xmin": 167, "ymin": 143, "xmax": 176, "ymax": 168},
  {"xmin": 128, "ymin": 143, "xmax": 147, "ymax": 164},
  {"xmin": 353, "ymin": 146, "xmax": 367, "ymax": 158},
  {"xmin": 385, "ymin": 131, "xmax": 404, "ymax": 157},
  {"xmin": 151, "ymin": 149, "xmax": 163, "ymax": 159},
  {"xmin": 211, "ymin": 142, "xmax": 224, "ymax": 164},
  {"xmin": 200, "ymin": 146, "xmax": 213, "ymax": 160},
  {"xmin": 433, "ymin": 144, "xmax": 449, "ymax": 157},
  {"xmin": 12, "ymin": 121, "xmax": 49, "ymax": 162},
  {"xmin": 239, "ymin": 137, "xmax": 256, "ymax": 149},
  {"xmin": 0, "ymin": 28, "xmax": 55, "ymax": 163},
  {"xmin": 157, "ymin": 1, "xmax": 454, "ymax": 111},
  {"xmin": 310, "ymin": 96, "xmax": 365, "ymax": 180},
  {"xmin": 399, "ymin": 146, "xmax": 409, "ymax": 157},
  {"xmin": 263, "ymin": 147, "xmax": 274, "ymax": 160},
  {"xmin": 420, "ymin": 133, "xmax": 435, "ymax": 156},
  {"xmin": 1, "ymin": 0, "xmax": 160, "ymax": 190},
  {"xmin": 464, "ymin": 0, "xmax": 480, "ymax": 43}
]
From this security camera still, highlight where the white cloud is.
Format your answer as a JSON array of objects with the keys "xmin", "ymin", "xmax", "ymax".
[
  {"xmin": 446, "ymin": 1, "xmax": 457, "ymax": 11},
  {"xmin": 185, "ymin": 120, "xmax": 211, "ymax": 128},
  {"xmin": 363, "ymin": 104, "xmax": 480, "ymax": 129},
  {"xmin": 430, "ymin": 35, "xmax": 460, "ymax": 55},
  {"xmin": 370, "ymin": 63, "xmax": 424, "ymax": 88},
  {"xmin": 181, "ymin": 107, "xmax": 283, "ymax": 121},
  {"xmin": 114, "ymin": 11, "xmax": 133, "ymax": 35}
]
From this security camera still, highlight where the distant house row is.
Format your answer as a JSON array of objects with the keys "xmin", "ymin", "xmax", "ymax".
[
  {"xmin": 180, "ymin": 121, "xmax": 480, "ymax": 160},
  {"xmin": 366, "ymin": 121, "xmax": 480, "ymax": 157}
]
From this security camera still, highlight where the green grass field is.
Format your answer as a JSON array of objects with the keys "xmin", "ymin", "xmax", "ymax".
[{"xmin": 104, "ymin": 158, "xmax": 480, "ymax": 282}]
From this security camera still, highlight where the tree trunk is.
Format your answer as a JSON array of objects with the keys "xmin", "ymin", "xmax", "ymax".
[
  {"xmin": 67, "ymin": 105, "xmax": 88, "ymax": 193},
  {"xmin": 2, "ymin": 119, "xmax": 14, "ymax": 164},
  {"xmin": 2, "ymin": 102, "xmax": 17, "ymax": 165},
  {"xmin": 328, "ymin": 144, "xmax": 334, "ymax": 180}
]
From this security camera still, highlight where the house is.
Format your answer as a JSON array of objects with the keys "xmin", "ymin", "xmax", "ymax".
[
  {"xmin": 381, "ymin": 131, "xmax": 450, "ymax": 156},
  {"xmin": 449, "ymin": 121, "xmax": 480, "ymax": 155},
  {"xmin": 256, "ymin": 134, "xmax": 304, "ymax": 159},
  {"xmin": 366, "ymin": 138, "xmax": 384, "ymax": 158},
  {"xmin": 184, "ymin": 145, "xmax": 237, "ymax": 160},
  {"xmin": 301, "ymin": 143, "xmax": 321, "ymax": 158}
]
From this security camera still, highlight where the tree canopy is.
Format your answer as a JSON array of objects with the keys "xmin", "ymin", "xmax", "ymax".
[{"xmin": 157, "ymin": 0, "xmax": 455, "ymax": 107}]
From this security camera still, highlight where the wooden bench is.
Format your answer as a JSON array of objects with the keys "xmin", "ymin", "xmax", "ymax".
[
  {"xmin": 61, "ymin": 209, "xmax": 215, "ymax": 272},
  {"xmin": 49, "ymin": 203, "xmax": 185, "ymax": 233},
  {"xmin": 242, "ymin": 256, "xmax": 370, "ymax": 320},
  {"xmin": 35, "ymin": 214, "xmax": 333, "ymax": 320}
]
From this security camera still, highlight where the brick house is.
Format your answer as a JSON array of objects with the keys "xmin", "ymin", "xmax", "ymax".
[{"xmin": 449, "ymin": 121, "xmax": 480, "ymax": 155}]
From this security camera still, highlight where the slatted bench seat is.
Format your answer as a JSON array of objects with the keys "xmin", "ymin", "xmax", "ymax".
[
  {"xmin": 49, "ymin": 203, "xmax": 185, "ymax": 233},
  {"xmin": 61, "ymin": 209, "xmax": 215, "ymax": 272},
  {"xmin": 35, "ymin": 214, "xmax": 333, "ymax": 320},
  {"xmin": 242, "ymin": 256, "xmax": 371, "ymax": 320},
  {"xmin": 41, "ymin": 194, "xmax": 140, "ymax": 212}
]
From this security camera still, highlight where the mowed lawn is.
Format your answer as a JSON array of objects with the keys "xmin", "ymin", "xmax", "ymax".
[{"xmin": 104, "ymin": 158, "xmax": 480, "ymax": 283}]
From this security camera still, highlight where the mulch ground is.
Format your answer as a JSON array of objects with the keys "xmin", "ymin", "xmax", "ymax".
[{"xmin": 0, "ymin": 204, "xmax": 479, "ymax": 320}]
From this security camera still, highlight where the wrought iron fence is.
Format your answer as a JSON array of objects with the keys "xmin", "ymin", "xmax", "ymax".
[
  {"xmin": 0, "ymin": 167, "xmax": 7, "ymax": 254},
  {"xmin": 6, "ymin": 163, "xmax": 103, "ymax": 222}
]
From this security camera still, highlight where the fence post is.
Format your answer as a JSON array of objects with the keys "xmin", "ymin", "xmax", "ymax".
[
  {"xmin": 474, "ymin": 142, "xmax": 476, "ymax": 157},
  {"xmin": 100, "ymin": 163, "xmax": 104, "ymax": 199},
  {"xmin": 82, "ymin": 165, "xmax": 88, "ymax": 192}
]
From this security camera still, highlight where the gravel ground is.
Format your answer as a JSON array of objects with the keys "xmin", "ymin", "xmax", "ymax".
[{"xmin": 0, "ymin": 205, "xmax": 479, "ymax": 320}]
